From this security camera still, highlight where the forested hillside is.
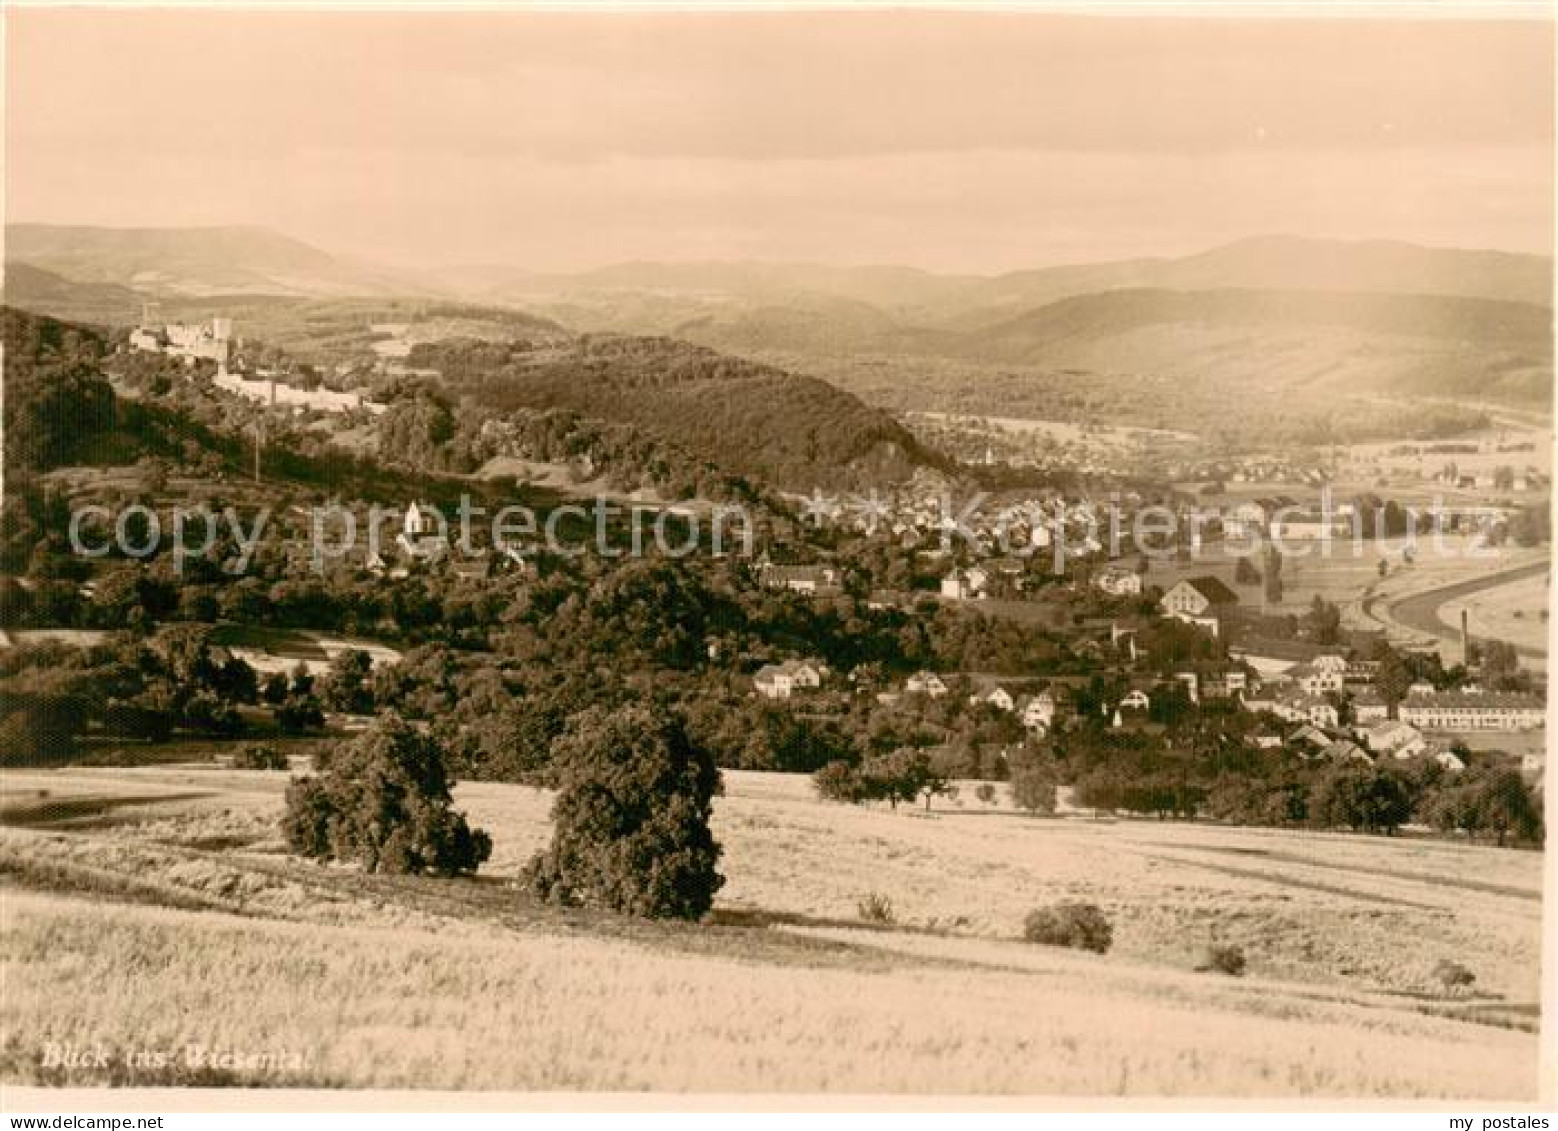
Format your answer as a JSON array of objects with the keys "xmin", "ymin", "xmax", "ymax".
[
  {"xmin": 411, "ymin": 334, "xmax": 944, "ymax": 491},
  {"xmin": 2, "ymin": 307, "xmax": 119, "ymax": 475}
]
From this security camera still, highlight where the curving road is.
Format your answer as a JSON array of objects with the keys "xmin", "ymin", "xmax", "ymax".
[{"xmin": 1368, "ymin": 559, "xmax": 1550, "ymax": 660}]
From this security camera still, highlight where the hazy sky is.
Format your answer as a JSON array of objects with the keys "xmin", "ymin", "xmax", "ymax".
[{"xmin": 6, "ymin": 8, "xmax": 1553, "ymax": 272}]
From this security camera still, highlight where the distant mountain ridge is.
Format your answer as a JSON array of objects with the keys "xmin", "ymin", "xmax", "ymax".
[
  {"xmin": 452, "ymin": 235, "xmax": 1553, "ymax": 323},
  {"xmin": 952, "ymin": 235, "xmax": 1555, "ymax": 322},
  {"xmin": 0, "ymin": 262, "xmax": 146, "ymax": 325},
  {"xmin": 452, "ymin": 237, "xmax": 1549, "ymax": 411},
  {"xmin": 976, "ymin": 286, "xmax": 1552, "ymax": 351},
  {"xmin": 10, "ymin": 223, "xmax": 1549, "ymax": 313},
  {"xmin": 5, "ymin": 223, "xmax": 428, "ymax": 298},
  {"xmin": 965, "ymin": 286, "xmax": 1553, "ymax": 404},
  {"xmin": 7, "ymin": 224, "xmax": 1551, "ymax": 421}
]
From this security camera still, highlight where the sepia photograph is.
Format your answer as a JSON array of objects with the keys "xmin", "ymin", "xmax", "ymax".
[{"xmin": 0, "ymin": 0, "xmax": 1553, "ymax": 1115}]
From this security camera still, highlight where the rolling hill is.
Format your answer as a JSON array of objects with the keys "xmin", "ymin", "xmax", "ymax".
[
  {"xmin": 411, "ymin": 334, "xmax": 943, "ymax": 491},
  {"xmin": 447, "ymin": 235, "xmax": 1552, "ymax": 327},
  {"xmin": 939, "ymin": 235, "xmax": 1555, "ymax": 328},
  {"xmin": 671, "ymin": 294, "xmax": 954, "ymax": 358},
  {"xmin": 0, "ymin": 262, "xmax": 147, "ymax": 325},
  {"xmin": 439, "ymin": 235, "xmax": 1553, "ymax": 414},
  {"xmin": 966, "ymin": 287, "xmax": 1554, "ymax": 403},
  {"xmin": 5, "ymin": 224, "xmax": 424, "ymax": 298}
]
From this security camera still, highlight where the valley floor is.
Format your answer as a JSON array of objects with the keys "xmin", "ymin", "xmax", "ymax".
[{"xmin": 0, "ymin": 766, "xmax": 1546, "ymax": 1098}]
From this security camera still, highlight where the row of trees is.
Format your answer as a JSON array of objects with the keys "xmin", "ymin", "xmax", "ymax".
[
  {"xmin": 1074, "ymin": 744, "xmax": 1543, "ymax": 844},
  {"xmin": 811, "ymin": 732, "xmax": 1541, "ymax": 845},
  {"xmin": 0, "ymin": 629, "xmax": 387, "ymax": 762},
  {"xmin": 814, "ymin": 746, "xmax": 1059, "ymax": 815}
]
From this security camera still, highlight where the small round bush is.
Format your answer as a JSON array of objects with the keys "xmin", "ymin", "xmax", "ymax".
[
  {"xmin": 1197, "ymin": 943, "xmax": 1247, "ymax": 977},
  {"xmin": 232, "ymin": 743, "xmax": 288, "ymax": 771},
  {"xmin": 857, "ymin": 891, "xmax": 895, "ymax": 924},
  {"xmin": 1433, "ymin": 959, "xmax": 1476, "ymax": 997},
  {"xmin": 1023, "ymin": 901, "xmax": 1113, "ymax": 954}
]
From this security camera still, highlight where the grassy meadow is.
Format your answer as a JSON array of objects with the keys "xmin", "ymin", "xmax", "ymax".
[
  {"xmin": 1454, "ymin": 571, "xmax": 1552, "ymax": 656},
  {"xmin": 0, "ymin": 764, "xmax": 1546, "ymax": 1097}
]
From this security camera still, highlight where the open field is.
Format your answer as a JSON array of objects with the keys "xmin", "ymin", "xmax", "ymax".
[
  {"xmin": 207, "ymin": 625, "xmax": 402, "ymax": 676},
  {"xmin": 1139, "ymin": 549, "xmax": 1385, "ymax": 620},
  {"xmin": 0, "ymin": 765, "xmax": 1544, "ymax": 1096},
  {"xmin": 1449, "ymin": 570, "xmax": 1553, "ymax": 657},
  {"xmin": 1134, "ymin": 536, "xmax": 1530, "ymax": 622},
  {"xmin": 1367, "ymin": 556, "xmax": 1551, "ymax": 666},
  {"xmin": 1338, "ymin": 418, "xmax": 1552, "ymax": 486},
  {"xmin": 1129, "ymin": 537, "xmax": 1548, "ymax": 659}
]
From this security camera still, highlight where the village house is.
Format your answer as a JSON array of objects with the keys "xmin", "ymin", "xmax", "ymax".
[
  {"xmin": 940, "ymin": 566, "xmax": 990, "ymax": 601},
  {"xmin": 1238, "ymin": 686, "xmax": 1279, "ymax": 715},
  {"xmin": 128, "ymin": 326, "xmax": 164, "ymax": 352},
  {"xmin": 1094, "ymin": 565, "xmax": 1144, "ymax": 597},
  {"xmin": 1270, "ymin": 511, "xmax": 1349, "ymax": 542},
  {"xmin": 904, "ymin": 671, "xmax": 949, "ymax": 698},
  {"xmin": 1173, "ymin": 662, "xmax": 1250, "ymax": 703},
  {"xmin": 1289, "ymin": 657, "xmax": 1345, "ymax": 696},
  {"xmin": 1361, "ymin": 720, "xmax": 1428, "ymax": 760},
  {"xmin": 1312, "ymin": 653, "xmax": 1348, "ymax": 676},
  {"xmin": 1433, "ymin": 749, "xmax": 1468, "ymax": 773},
  {"xmin": 1397, "ymin": 689, "xmax": 1546, "ymax": 731},
  {"xmin": 753, "ymin": 659, "xmax": 828, "ymax": 700},
  {"xmin": 1272, "ymin": 692, "xmax": 1340, "ymax": 729},
  {"xmin": 1159, "ymin": 576, "xmax": 1238, "ymax": 636},
  {"xmin": 497, "ymin": 544, "xmax": 537, "ymax": 578},
  {"xmin": 1288, "ymin": 724, "xmax": 1334, "ymax": 755},
  {"xmin": 1018, "ymin": 689, "xmax": 1057, "ymax": 732},
  {"xmin": 1343, "ymin": 659, "xmax": 1382, "ymax": 686},
  {"xmin": 986, "ymin": 556, "xmax": 1027, "ymax": 582},
  {"xmin": 1321, "ymin": 739, "xmax": 1372, "ymax": 764},
  {"xmin": 1351, "ymin": 689, "xmax": 1391, "ymax": 723},
  {"xmin": 1265, "ymin": 489, "xmax": 1352, "ymax": 543},
  {"xmin": 363, "ymin": 549, "xmax": 396, "ymax": 578},
  {"xmin": 759, "ymin": 561, "xmax": 844, "ymax": 598},
  {"xmin": 968, "ymin": 686, "xmax": 1016, "ymax": 712}
]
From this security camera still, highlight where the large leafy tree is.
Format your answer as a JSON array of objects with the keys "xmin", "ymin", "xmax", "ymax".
[
  {"xmin": 282, "ymin": 714, "xmax": 490, "ymax": 876},
  {"xmin": 525, "ymin": 704, "xmax": 724, "ymax": 919},
  {"xmin": 1009, "ymin": 749, "xmax": 1058, "ymax": 815}
]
